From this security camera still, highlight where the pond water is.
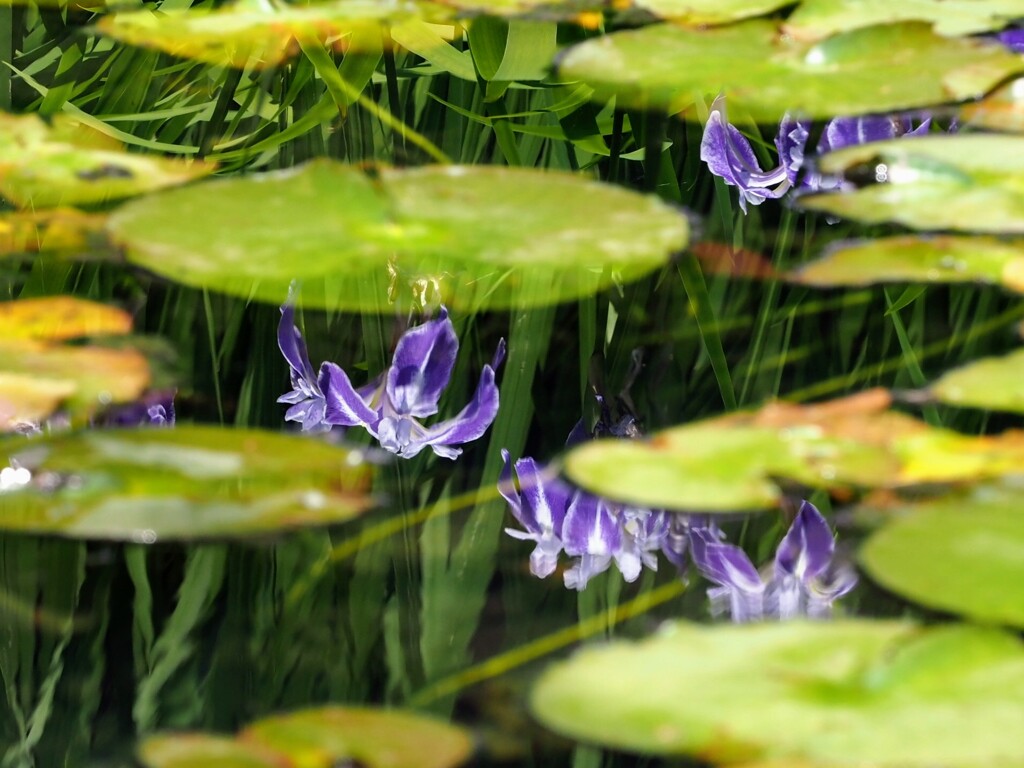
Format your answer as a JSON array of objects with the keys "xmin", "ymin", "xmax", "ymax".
[{"xmin": 2, "ymin": 2, "xmax": 1024, "ymax": 767}]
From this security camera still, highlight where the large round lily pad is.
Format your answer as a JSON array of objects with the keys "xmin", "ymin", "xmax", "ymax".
[
  {"xmin": 0, "ymin": 426, "xmax": 373, "ymax": 540},
  {"xmin": 860, "ymin": 492, "xmax": 1024, "ymax": 627},
  {"xmin": 930, "ymin": 348, "xmax": 1024, "ymax": 413},
  {"xmin": 0, "ymin": 296, "xmax": 132, "ymax": 341},
  {"xmin": 800, "ymin": 135, "xmax": 1024, "ymax": 232},
  {"xmin": 106, "ymin": 160, "xmax": 687, "ymax": 312},
  {"xmin": 793, "ymin": 235, "xmax": 1024, "ymax": 293},
  {"xmin": 784, "ymin": 0, "xmax": 1024, "ymax": 40},
  {"xmin": 555, "ymin": 20, "xmax": 1023, "ymax": 120},
  {"xmin": 97, "ymin": 0, "xmax": 434, "ymax": 68},
  {"xmin": 0, "ymin": 209, "xmax": 110, "ymax": 259},
  {"xmin": 139, "ymin": 706, "xmax": 472, "ymax": 768},
  {"xmin": 634, "ymin": 0, "xmax": 795, "ymax": 23},
  {"xmin": 531, "ymin": 619, "xmax": 1024, "ymax": 765},
  {"xmin": 562, "ymin": 390, "xmax": 1024, "ymax": 511},
  {"xmin": 0, "ymin": 113, "xmax": 214, "ymax": 209},
  {"xmin": 959, "ymin": 77, "xmax": 1024, "ymax": 132}
]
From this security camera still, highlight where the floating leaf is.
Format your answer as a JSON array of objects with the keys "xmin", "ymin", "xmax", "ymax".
[
  {"xmin": 107, "ymin": 160, "xmax": 687, "ymax": 312},
  {"xmin": 784, "ymin": 0, "xmax": 1024, "ymax": 40},
  {"xmin": 139, "ymin": 706, "xmax": 471, "ymax": 768},
  {"xmin": 563, "ymin": 389, "xmax": 1024, "ymax": 511},
  {"xmin": 691, "ymin": 241, "xmax": 777, "ymax": 278},
  {"xmin": 0, "ymin": 297, "xmax": 132, "ymax": 341},
  {"xmin": 435, "ymin": 0, "xmax": 605, "ymax": 18},
  {"xmin": 0, "ymin": 113, "xmax": 214, "ymax": 209},
  {"xmin": 0, "ymin": 426, "xmax": 373, "ymax": 540},
  {"xmin": 633, "ymin": 0, "xmax": 795, "ymax": 24},
  {"xmin": 242, "ymin": 707, "xmax": 473, "ymax": 768},
  {"xmin": 556, "ymin": 21, "xmax": 1023, "ymax": 120},
  {"xmin": 0, "ymin": 209, "xmax": 110, "ymax": 258},
  {"xmin": 531, "ymin": 619, "xmax": 1024, "ymax": 765},
  {"xmin": 793, "ymin": 235, "xmax": 1024, "ymax": 293},
  {"xmin": 960, "ymin": 77, "xmax": 1024, "ymax": 132},
  {"xmin": 800, "ymin": 135, "xmax": 1024, "ymax": 232},
  {"xmin": 860, "ymin": 490, "xmax": 1024, "ymax": 627},
  {"xmin": 0, "ymin": 339, "xmax": 150, "ymax": 430},
  {"xmin": 97, "ymin": 0, "xmax": 437, "ymax": 68},
  {"xmin": 930, "ymin": 348, "xmax": 1024, "ymax": 413},
  {"xmin": 137, "ymin": 735, "xmax": 283, "ymax": 768}
]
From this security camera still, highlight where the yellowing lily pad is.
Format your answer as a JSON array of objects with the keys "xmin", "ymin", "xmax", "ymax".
[
  {"xmin": 930, "ymin": 348, "xmax": 1024, "ymax": 413},
  {"xmin": 860, "ymin": 490, "xmax": 1024, "ymax": 627},
  {"xmin": 0, "ymin": 339, "xmax": 150, "ymax": 430},
  {"xmin": 242, "ymin": 707, "xmax": 473, "ymax": 768},
  {"xmin": 563, "ymin": 389, "xmax": 1024, "ymax": 511},
  {"xmin": 556, "ymin": 20, "xmax": 1023, "ymax": 120},
  {"xmin": 800, "ymin": 135, "xmax": 1024, "ymax": 232},
  {"xmin": 139, "ymin": 706, "xmax": 471, "ymax": 768},
  {"xmin": 793, "ymin": 235, "xmax": 1024, "ymax": 293},
  {"xmin": 633, "ymin": 0, "xmax": 795, "ymax": 23},
  {"xmin": 0, "ymin": 297, "xmax": 132, "ymax": 341},
  {"xmin": 137, "ymin": 735, "xmax": 283, "ymax": 768},
  {"xmin": 106, "ymin": 160, "xmax": 687, "ymax": 312},
  {"xmin": 0, "ymin": 209, "xmax": 111, "ymax": 259},
  {"xmin": 960, "ymin": 76, "xmax": 1024, "ymax": 132},
  {"xmin": 531, "ymin": 619, "xmax": 1024, "ymax": 765},
  {"xmin": 97, "ymin": 0, "xmax": 435, "ymax": 69},
  {"xmin": 0, "ymin": 426, "xmax": 373, "ymax": 540},
  {"xmin": 784, "ymin": 0, "xmax": 1024, "ymax": 40},
  {"xmin": 0, "ymin": 113, "xmax": 214, "ymax": 209}
]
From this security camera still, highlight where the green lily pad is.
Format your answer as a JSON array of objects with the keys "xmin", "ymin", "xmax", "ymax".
[
  {"xmin": 556, "ymin": 20, "xmax": 1023, "ymax": 120},
  {"xmin": 860, "ymin": 492, "xmax": 1024, "ymax": 627},
  {"xmin": 139, "ymin": 706, "xmax": 472, "ymax": 768},
  {"xmin": 531, "ymin": 619, "xmax": 1024, "ymax": 765},
  {"xmin": 563, "ymin": 390, "xmax": 1024, "ymax": 511},
  {"xmin": 0, "ymin": 113, "xmax": 214, "ymax": 209},
  {"xmin": 800, "ymin": 135, "xmax": 1024, "ymax": 232},
  {"xmin": 960, "ymin": 77, "xmax": 1024, "ymax": 132},
  {"xmin": 242, "ymin": 706, "xmax": 474, "ymax": 768},
  {"xmin": 97, "ymin": 0, "xmax": 437, "ymax": 69},
  {"xmin": 0, "ymin": 209, "xmax": 111, "ymax": 259},
  {"xmin": 793, "ymin": 235, "xmax": 1024, "ymax": 294},
  {"xmin": 930, "ymin": 348, "xmax": 1024, "ymax": 413},
  {"xmin": 784, "ymin": 0, "xmax": 1024, "ymax": 40},
  {"xmin": 106, "ymin": 160, "xmax": 687, "ymax": 312},
  {"xmin": 0, "ymin": 426, "xmax": 373, "ymax": 540},
  {"xmin": 633, "ymin": 0, "xmax": 795, "ymax": 24}
]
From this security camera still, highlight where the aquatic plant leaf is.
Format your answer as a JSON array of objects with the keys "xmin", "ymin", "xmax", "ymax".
[
  {"xmin": 793, "ymin": 235, "xmax": 1024, "ymax": 294},
  {"xmin": 138, "ymin": 734, "xmax": 283, "ymax": 768},
  {"xmin": 242, "ymin": 706, "xmax": 473, "ymax": 768},
  {"xmin": 633, "ymin": 0, "xmax": 795, "ymax": 24},
  {"xmin": 860, "ymin": 491, "xmax": 1024, "ymax": 628},
  {"xmin": 0, "ymin": 113, "xmax": 214, "ymax": 209},
  {"xmin": 563, "ymin": 389, "xmax": 1024, "ymax": 511},
  {"xmin": 139, "ymin": 706, "xmax": 472, "ymax": 768},
  {"xmin": 0, "ymin": 426, "xmax": 373, "ymax": 540},
  {"xmin": 97, "ymin": 0, "xmax": 437, "ymax": 68},
  {"xmin": 0, "ymin": 209, "xmax": 110, "ymax": 259},
  {"xmin": 0, "ymin": 340, "xmax": 150, "ymax": 430},
  {"xmin": 107, "ymin": 160, "xmax": 687, "ymax": 312},
  {"xmin": 960, "ymin": 77, "xmax": 1024, "ymax": 132},
  {"xmin": 531, "ymin": 619, "xmax": 1024, "ymax": 765},
  {"xmin": 785, "ymin": 0, "xmax": 1024, "ymax": 40},
  {"xmin": 556, "ymin": 21, "xmax": 1022, "ymax": 120},
  {"xmin": 930, "ymin": 348, "xmax": 1024, "ymax": 413},
  {"xmin": 800, "ymin": 135, "xmax": 1024, "ymax": 232},
  {"xmin": 435, "ymin": 0, "xmax": 604, "ymax": 18},
  {"xmin": 0, "ymin": 297, "xmax": 132, "ymax": 341}
]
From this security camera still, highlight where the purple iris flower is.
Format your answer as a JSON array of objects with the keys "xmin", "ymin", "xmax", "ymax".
[
  {"xmin": 499, "ymin": 451, "xmax": 571, "ymax": 579},
  {"xmin": 997, "ymin": 28, "xmax": 1024, "ymax": 53},
  {"xmin": 700, "ymin": 95, "xmax": 931, "ymax": 210},
  {"xmin": 691, "ymin": 500, "xmax": 857, "ymax": 623},
  {"xmin": 95, "ymin": 391, "xmax": 176, "ymax": 428},
  {"xmin": 279, "ymin": 296, "xmax": 505, "ymax": 460}
]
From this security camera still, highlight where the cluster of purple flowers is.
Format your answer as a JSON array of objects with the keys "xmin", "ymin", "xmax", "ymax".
[
  {"xmin": 277, "ymin": 294, "xmax": 504, "ymax": 460},
  {"xmin": 701, "ymin": 95, "xmax": 931, "ymax": 212}
]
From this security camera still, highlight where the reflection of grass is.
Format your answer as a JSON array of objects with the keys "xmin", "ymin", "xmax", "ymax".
[{"xmin": 4, "ymin": 10, "xmax": 1024, "ymax": 765}]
